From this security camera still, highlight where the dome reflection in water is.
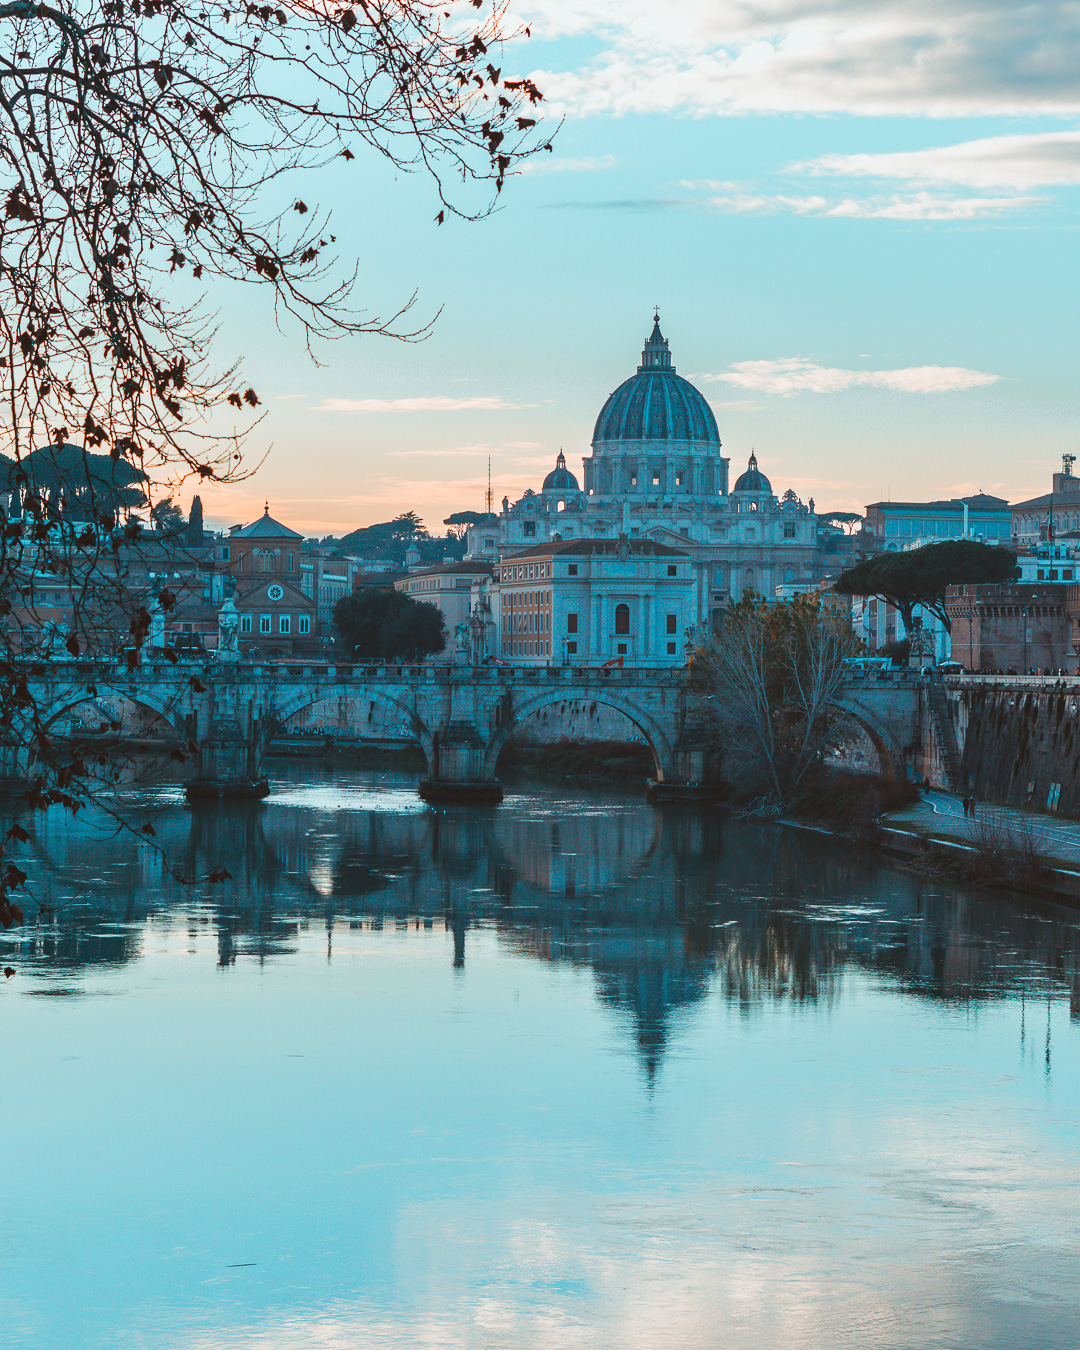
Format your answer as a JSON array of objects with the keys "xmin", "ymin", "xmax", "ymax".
[{"xmin": 4, "ymin": 765, "xmax": 1080, "ymax": 1350}]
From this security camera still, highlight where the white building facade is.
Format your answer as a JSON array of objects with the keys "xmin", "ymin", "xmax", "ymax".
[
  {"xmin": 466, "ymin": 317, "xmax": 821, "ymax": 632},
  {"xmin": 494, "ymin": 538, "xmax": 694, "ymax": 667}
]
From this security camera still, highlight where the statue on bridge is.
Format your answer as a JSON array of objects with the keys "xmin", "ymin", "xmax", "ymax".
[{"xmin": 216, "ymin": 595, "xmax": 240, "ymax": 663}]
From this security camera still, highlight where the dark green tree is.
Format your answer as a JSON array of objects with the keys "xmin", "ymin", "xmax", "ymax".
[
  {"xmin": 443, "ymin": 510, "xmax": 485, "ymax": 540},
  {"xmin": 150, "ymin": 497, "xmax": 186, "ymax": 534},
  {"xmin": 333, "ymin": 589, "xmax": 446, "ymax": 660},
  {"xmin": 833, "ymin": 540, "xmax": 1018, "ymax": 635},
  {"xmin": 820, "ymin": 511, "xmax": 864, "ymax": 535}
]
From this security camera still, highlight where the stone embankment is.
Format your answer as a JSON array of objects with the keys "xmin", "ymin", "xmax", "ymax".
[{"xmin": 946, "ymin": 675, "xmax": 1080, "ymax": 814}]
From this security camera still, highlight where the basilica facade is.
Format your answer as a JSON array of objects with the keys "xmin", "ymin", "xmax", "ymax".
[{"xmin": 465, "ymin": 317, "xmax": 821, "ymax": 633}]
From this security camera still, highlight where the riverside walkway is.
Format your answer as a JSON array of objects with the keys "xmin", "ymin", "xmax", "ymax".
[{"xmin": 886, "ymin": 790, "xmax": 1080, "ymax": 871}]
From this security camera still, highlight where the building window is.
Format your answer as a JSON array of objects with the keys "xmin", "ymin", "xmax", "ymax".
[
  {"xmin": 524, "ymin": 521, "xmax": 536, "ymax": 538},
  {"xmin": 258, "ymin": 550, "xmax": 274, "ymax": 572},
  {"xmin": 567, "ymin": 613, "xmax": 578, "ymax": 633},
  {"xmin": 614, "ymin": 603, "xmax": 630, "ymax": 635},
  {"xmin": 617, "ymin": 643, "xmax": 627, "ymax": 655},
  {"xmin": 675, "ymin": 473, "xmax": 683, "ymax": 486},
  {"xmin": 237, "ymin": 552, "xmax": 246, "ymax": 571},
  {"xmin": 667, "ymin": 642, "xmax": 676, "ymax": 655},
  {"xmin": 630, "ymin": 474, "xmax": 638, "ymax": 486},
  {"xmin": 652, "ymin": 474, "xmax": 661, "ymax": 486},
  {"xmin": 240, "ymin": 614, "xmax": 252, "ymax": 634},
  {"xmin": 259, "ymin": 614, "xmax": 271, "ymax": 634},
  {"xmin": 484, "ymin": 538, "xmax": 495, "ymax": 550},
  {"xmin": 220, "ymin": 545, "xmax": 230, "ymax": 561},
  {"xmin": 568, "ymin": 564, "xmax": 578, "ymax": 576},
  {"xmin": 679, "ymin": 527, "xmax": 689, "ymax": 537},
  {"xmin": 666, "ymin": 614, "xmax": 677, "ymax": 634},
  {"xmin": 784, "ymin": 567, "xmax": 795, "ymax": 583},
  {"xmin": 567, "ymin": 641, "xmax": 577, "ymax": 654},
  {"xmin": 288, "ymin": 553, "xmax": 296, "ymax": 572},
  {"xmin": 667, "ymin": 564, "xmax": 677, "ymax": 576},
  {"xmin": 784, "ymin": 524, "xmax": 796, "ymax": 538},
  {"xmin": 279, "ymin": 615, "xmax": 291, "ymax": 634},
  {"xmin": 299, "ymin": 615, "xmax": 310, "ymax": 634}
]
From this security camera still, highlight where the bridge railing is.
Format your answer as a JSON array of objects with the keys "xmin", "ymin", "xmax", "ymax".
[
  {"xmin": 946, "ymin": 674, "xmax": 1080, "ymax": 693},
  {"xmin": 15, "ymin": 658, "xmax": 689, "ymax": 690}
]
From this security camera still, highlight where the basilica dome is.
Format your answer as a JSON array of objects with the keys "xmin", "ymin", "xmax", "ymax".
[
  {"xmin": 542, "ymin": 451, "xmax": 579, "ymax": 491},
  {"xmin": 592, "ymin": 318, "xmax": 720, "ymax": 447}
]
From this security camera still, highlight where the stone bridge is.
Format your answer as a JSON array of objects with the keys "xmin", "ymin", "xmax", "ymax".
[{"xmin": 3, "ymin": 660, "xmax": 931, "ymax": 801}]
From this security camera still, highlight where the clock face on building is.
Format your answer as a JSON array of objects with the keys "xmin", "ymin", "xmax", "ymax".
[{"xmin": 267, "ymin": 584, "xmax": 284, "ymax": 602}]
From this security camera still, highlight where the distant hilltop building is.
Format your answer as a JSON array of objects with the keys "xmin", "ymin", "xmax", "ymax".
[{"xmin": 466, "ymin": 315, "xmax": 821, "ymax": 632}]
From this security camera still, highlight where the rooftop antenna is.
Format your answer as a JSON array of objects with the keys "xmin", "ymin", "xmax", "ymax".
[
  {"xmin": 1064, "ymin": 452, "xmax": 1075, "ymax": 478},
  {"xmin": 485, "ymin": 456, "xmax": 493, "ymax": 515}
]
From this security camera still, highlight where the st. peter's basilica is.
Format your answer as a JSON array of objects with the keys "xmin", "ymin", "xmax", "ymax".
[{"xmin": 466, "ymin": 316, "xmax": 824, "ymax": 631}]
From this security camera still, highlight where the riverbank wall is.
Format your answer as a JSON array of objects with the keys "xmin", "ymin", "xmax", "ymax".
[{"xmin": 947, "ymin": 678, "xmax": 1080, "ymax": 814}]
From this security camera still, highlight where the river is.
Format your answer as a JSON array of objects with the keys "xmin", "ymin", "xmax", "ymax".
[{"xmin": 3, "ymin": 766, "xmax": 1080, "ymax": 1349}]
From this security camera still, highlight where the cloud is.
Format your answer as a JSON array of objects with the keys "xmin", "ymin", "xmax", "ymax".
[
  {"xmin": 796, "ymin": 130, "xmax": 1080, "ymax": 190},
  {"xmin": 519, "ymin": 153, "xmax": 616, "ymax": 174},
  {"xmin": 707, "ymin": 357, "xmax": 1000, "ymax": 396},
  {"xmin": 520, "ymin": 0, "xmax": 1080, "ymax": 117},
  {"xmin": 311, "ymin": 396, "xmax": 527, "ymax": 413},
  {"xmin": 687, "ymin": 187, "xmax": 1041, "ymax": 220}
]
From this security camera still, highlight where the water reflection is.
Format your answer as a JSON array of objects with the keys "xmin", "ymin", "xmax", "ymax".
[
  {"xmin": 8, "ymin": 768, "xmax": 1080, "ymax": 1082},
  {"xmin": 6, "ymin": 768, "xmax": 1080, "ymax": 1350}
]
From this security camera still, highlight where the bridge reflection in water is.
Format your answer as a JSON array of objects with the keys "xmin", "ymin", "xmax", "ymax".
[{"xmin": 10, "ymin": 766, "xmax": 1080, "ymax": 1084}]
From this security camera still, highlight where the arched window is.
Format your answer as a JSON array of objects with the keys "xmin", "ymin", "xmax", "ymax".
[
  {"xmin": 744, "ymin": 568, "xmax": 755, "ymax": 591},
  {"xmin": 614, "ymin": 603, "xmax": 630, "ymax": 635},
  {"xmin": 784, "ymin": 567, "xmax": 795, "ymax": 583}
]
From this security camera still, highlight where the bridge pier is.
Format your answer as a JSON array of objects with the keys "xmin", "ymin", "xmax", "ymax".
[
  {"xmin": 184, "ymin": 682, "xmax": 270, "ymax": 801},
  {"xmin": 419, "ymin": 722, "xmax": 503, "ymax": 804}
]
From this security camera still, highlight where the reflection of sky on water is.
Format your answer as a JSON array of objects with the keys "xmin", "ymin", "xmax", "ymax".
[{"xmin": 3, "ymin": 767, "xmax": 1080, "ymax": 1349}]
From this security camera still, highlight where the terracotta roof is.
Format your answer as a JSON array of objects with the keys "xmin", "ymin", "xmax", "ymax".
[
  {"xmin": 398, "ymin": 561, "xmax": 493, "ymax": 582},
  {"xmin": 231, "ymin": 508, "xmax": 303, "ymax": 540}
]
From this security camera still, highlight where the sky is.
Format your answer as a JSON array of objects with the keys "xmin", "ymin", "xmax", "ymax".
[{"xmin": 194, "ymin": 0, "xmax": 1080, "ymax": 536}]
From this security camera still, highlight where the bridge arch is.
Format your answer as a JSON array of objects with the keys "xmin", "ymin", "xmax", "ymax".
[
  {"xmin": 829, "ymin": 696, "xmax": 908, "ymax": 780},
  {"xmin": 39, "ymin": 682, "xmax": 190, "ymax": 742},
  {"xmin": 272, "ymin": 685, "xmax": 436, "ymax": 771},
  {"xmin": 484, "ymin": 688, "xmax": 677, "ymax": 781}
]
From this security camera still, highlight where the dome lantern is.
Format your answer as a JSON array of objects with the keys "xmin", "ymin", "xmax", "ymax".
[{"xmin": 638, "ymin": 313, "xmax": 673, "ymax": 373}]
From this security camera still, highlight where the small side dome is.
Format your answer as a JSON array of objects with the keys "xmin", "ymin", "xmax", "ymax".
[
  {"xmin": 543, "ymin": 451, "xmax": 579, "ymax": 491},
  {"xmin": 733, "ymin": 453, "xmax": 772, "ymax": 494}
]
